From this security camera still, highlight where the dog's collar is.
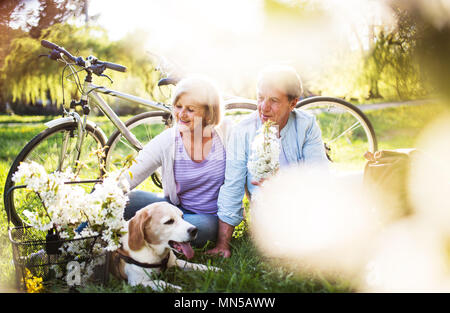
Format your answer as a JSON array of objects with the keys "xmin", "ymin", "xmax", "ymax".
[{"xmin": 117, "ymin": 250, "xmax": 170, "ymax": 270}]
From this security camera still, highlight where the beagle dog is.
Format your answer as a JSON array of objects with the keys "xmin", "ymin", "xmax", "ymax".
[{"xmin": 110, "ymin": 202, "xmax": 220, "ymax": 291}]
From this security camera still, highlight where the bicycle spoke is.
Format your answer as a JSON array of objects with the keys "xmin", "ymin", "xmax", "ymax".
[
  {"xmin": 297, "ymin": 97, "xmax": 377, "ymax": 172},
  {"xmin": 5, "ymin": 122, "xmax": 105, "ymax": 226},
  {"xmin": 28, "ymin": 150, "xmax": 47, "ymax": 165},
  {"xmin": 105, "ymin": 112, "xmax": 168, "ymax": 191},
  {"xmin": 118, "ymin": 137, "xmax": 136, "ymax": 152},
  {"xmin": 327, "ymin": 121, "xmax": 361, "ymax": 144},
  {"xmin": 58, "ymin": 130, "xmax": 70, "ymax": 172},
  {"xmin": 328, "ymin": 105, "xmax": 343, "ymax": 141}
]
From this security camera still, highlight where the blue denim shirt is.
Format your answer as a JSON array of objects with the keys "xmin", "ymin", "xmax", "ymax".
[{"xmin": 217, "ymin": 109, "xmax": 329, "ymax": 226}]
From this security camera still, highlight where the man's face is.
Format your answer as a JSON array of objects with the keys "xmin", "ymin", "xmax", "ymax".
[{"xmin": 257, "ymin": 81, "xmax": 297, "ymax": 131}]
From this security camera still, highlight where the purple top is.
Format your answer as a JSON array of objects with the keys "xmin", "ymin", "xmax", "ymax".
[{"xmin": 174, "ymin": 128, "xmax": 226, "ymax": 214}]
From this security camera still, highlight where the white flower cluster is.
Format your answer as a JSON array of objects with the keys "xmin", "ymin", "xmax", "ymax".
[
  {"xmin": 247, "ymin": 121, "xmax": 280, "ymax": 182},
  {"xmin": 54, "ymin": 241, "xmax": 106, "ymax": 286},
  {"xmin": 12, "ymin": 161, "xmax": 130, "ymax": 284}
]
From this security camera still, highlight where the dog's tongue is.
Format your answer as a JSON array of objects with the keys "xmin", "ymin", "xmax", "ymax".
[{"xmin": 178, "ymin": 242, "xmax": 194, "ymax": 259}]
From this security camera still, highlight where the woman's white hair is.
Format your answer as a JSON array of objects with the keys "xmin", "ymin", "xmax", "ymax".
[{"xmin": 171, "ymin": 75, "xmax": 223, "ymax": 126}]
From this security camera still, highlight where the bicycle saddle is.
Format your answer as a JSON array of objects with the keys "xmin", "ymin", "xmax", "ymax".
[{"xmin": 157, "ymin": 77, "xmax": 180, "ymax": 86}]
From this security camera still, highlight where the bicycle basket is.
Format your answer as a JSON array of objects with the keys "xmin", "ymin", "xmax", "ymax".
[
  {"xmin": 5, "ymin": 183, "xmax": 111, "ymax": 292},
  {"xmin": 9, "ymin": 225, "xmax": 109, "ymax": 292}
]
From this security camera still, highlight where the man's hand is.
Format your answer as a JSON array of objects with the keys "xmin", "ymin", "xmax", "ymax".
[
  {"xmin": 250, "ymin": 178, "xmax": 265, "ymax": 186},
  {"xmin": 206, "ymin": 219, "xmax": 234, "ymax": 258}
]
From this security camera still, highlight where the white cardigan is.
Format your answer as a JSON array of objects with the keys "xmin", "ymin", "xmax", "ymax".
[{"xmin": 123, "ymin": 118, "xmax": 232, "ymax": 205}]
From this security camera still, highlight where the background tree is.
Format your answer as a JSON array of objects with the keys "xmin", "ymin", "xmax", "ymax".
[
  {"xmin": 402, "ymin": 0, "xmax": 450, "ymax": 103},
  {"xmin": 0, "ymin": 0, "xmax": 167, "ymax": 115},
  {"xmin": 309, "ymin": 3, "xmax": 430, "ymax": 102},
  {"xmin": 1, "ymin": 22, "xmax": 164, "ymax": 115},
  {"xmin": 362, "ymin": 5, "xmax": 428, "ymax": 101},
  {"xmin": 0, "ymin": 0, "xmax": 90, "ymax": 113}
]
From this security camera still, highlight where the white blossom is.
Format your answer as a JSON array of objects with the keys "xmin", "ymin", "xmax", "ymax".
[
  {"xmin": 248, "ymin": 121, "xmax": 281, "ymax": 182},
  {"xmin": 12, "ymin": 161, "xmax": 129, "ymax": 286}
]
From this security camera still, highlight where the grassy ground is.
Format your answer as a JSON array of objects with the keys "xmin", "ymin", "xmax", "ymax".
[
  {"xmin": 365, "ymin": 102, "xmax": 448, "ymax": 150},
  {"xmin": 0, "ymin": 101, "xmax": 448, "ymax": 293}
]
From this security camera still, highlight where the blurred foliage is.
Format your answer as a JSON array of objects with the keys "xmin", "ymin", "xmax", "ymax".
[
  {"xmin": 408, "ymin": 6, "xmax": 450, "ymax": 103},
  {"xmin": 0, "ymin": 23, "xmax": 169, "ymax": 115},
  {"xmin": 263, "ymin": 0, "xmax": 443, "ymax": 103},
  {"xmin": 0, "ymin": 0, "xmax": 171, "ymax": 115},
  {"xmin": 310, "ymin": 5, "xmax": 430, "ymax": 102},
  {"xmin": 263, "ymin": 0, "xmax": 325, "ymax": 20},
  {"xmin": 362, "ymin": 6, "xmax": 428, "ymax": 101},
  {"xmin": 0, "ymin": 0, "xmax": 88, "ymax": 38},
  {"xmin": 0, "ymin": 0, "xmax": 88, "ymax": 69},
  {"xmin": 2, "ymin": 0, "xmax": 449, "ymax": 112},
  {"xmin": 416, "ymin": 26, "xmax": 450, "ymax": 102}
]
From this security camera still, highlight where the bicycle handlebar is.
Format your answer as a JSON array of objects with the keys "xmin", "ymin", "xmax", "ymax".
[
  {"xmin": 41, "ymin": 40, "xmax": 127, "ymax": 73},
  {"xmin": 102, "ymin": 61, "xmax": 127, "ymax": 73},
  {"xmin": 41, "ymin": 39, "xmax": 60, "ymax": 51}
]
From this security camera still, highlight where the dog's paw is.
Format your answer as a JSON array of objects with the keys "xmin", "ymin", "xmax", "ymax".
[
  {"xmin": 166, "ymin": 283, "xmax": 183, "ymax": 292},
  {"xmin": 209, "ymin": 266, "xmax": 222, "ymax": 272},
  {"xmin": 195, "ymin": 264, "xmax": 222, "ymax": 272},
  {"xmin": 142, "ymin": 280, "xmax": 182, "ymax": 292}
]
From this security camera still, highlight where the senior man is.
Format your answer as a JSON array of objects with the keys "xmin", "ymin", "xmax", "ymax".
[{"xmin": 206, "ymin": 65, "xmax": 329, "ymax": 258}]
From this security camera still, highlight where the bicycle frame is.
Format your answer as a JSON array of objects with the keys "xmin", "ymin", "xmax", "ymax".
[
  {"xmin": 45, "ymin": 75, "xmax": 173, "ymax": 173},
  {"xmin": 82, "ymin": 80, "xmax": 171, "ymax": 152}
]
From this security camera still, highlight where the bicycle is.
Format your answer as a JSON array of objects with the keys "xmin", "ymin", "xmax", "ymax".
[
  {"xmin": 225, "ymin": 96, "xmax": 377, "ymax": 171},
  {"xmin": 4, "ymin": 40, "xmax": 377, "ymax": 227}
]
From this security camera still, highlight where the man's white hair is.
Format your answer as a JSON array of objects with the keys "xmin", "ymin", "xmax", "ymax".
[{"xmin": 257, "ymin": 65, "xmax": 303, "ymax": 101}]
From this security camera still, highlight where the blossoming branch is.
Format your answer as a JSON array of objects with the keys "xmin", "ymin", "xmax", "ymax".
[{"xmin": 247, "ymin": 120, "xmax": 280, "ymax": 182}]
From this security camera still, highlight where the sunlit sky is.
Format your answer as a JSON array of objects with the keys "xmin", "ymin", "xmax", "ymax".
[
  {"xmin": 89, "ymin": 0, "xmax": 271, "ymax": 92},
  {"xmin": 89, "ymin": 0, "xmax": 264, "ymax": 42},
  {"xmin": 9, "ymin": 0, "xmax": 395, "ymax": 94},
  {"xmin": 87, "ymin": 0, "xmax": 394, "ymax": 93}
]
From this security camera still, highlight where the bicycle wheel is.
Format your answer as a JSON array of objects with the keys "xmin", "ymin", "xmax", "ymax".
[
  {"xmin": 4, "ymin": 122, "xmax": 106, "ymax": 226},
  {"xmin": 104, "ymin": 111, "xmax": 171, "ymax": 190},
  {"xmin": 224, "ymin": 98, "xmax": 257, "ymax": 124},
  {"xmin": 297, "ymin": 96, "xmax": 378, "ymax": 171}
]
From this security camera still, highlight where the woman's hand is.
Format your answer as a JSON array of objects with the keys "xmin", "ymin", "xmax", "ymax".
[{"xmin": 206, "ymin": 245, "xmax": 231, "ymax": 258}]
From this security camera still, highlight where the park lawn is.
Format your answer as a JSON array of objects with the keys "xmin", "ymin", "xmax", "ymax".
[
  {"xmin": 0, "ymin": 101, "xmax": 447, "ymax": 292},
  {"xmin": 365, "ymin": 101, "xmax": 449, "ymax": 150}
]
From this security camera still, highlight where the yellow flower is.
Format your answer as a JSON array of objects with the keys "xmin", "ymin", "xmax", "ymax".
[{"xmin": 23, "ymin": 268, "xmax": 44, "ymax": 293}]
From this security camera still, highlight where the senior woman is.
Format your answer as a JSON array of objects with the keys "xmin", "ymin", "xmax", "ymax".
[{"xmin": 122, "ymin": 75, "xmax": 230, "ymax": 247}]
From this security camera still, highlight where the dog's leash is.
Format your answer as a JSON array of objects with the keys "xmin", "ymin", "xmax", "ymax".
[{"xmin": 117, "ymin": 250, "xmax": 170, "ymax": 270}]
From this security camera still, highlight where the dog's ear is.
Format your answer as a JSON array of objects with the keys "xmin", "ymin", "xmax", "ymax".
[{"xmin": 128, "ymin": 208, "xmax": 152, "ymax": 251}]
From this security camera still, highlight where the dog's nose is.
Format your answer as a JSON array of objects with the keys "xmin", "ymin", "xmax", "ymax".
[{"xmin": 188, "ymin": 226, "xmax": 198, "ymax": 239}]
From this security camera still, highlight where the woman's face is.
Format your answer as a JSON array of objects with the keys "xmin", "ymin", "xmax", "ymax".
[{"xmin": 173, "ymin": 93, "xmax": 207, "ymax": 133}]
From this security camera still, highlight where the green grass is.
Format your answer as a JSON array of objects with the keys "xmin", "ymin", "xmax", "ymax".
[
  {"xmin": 365, "ymin": 101, "xmax": 448, "ymax": 150},
  {"xmin": 0, "ymin": 101, "xmax": 448, "ymax": 293},
  {"xmin": 75, "ymin": 234, "xmax": 352, "ymax": 293}
]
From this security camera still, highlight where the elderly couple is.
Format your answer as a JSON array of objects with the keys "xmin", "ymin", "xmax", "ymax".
[{"xmin": 122, "ymin": 65, "xmax": 329, "ymax": 258}]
